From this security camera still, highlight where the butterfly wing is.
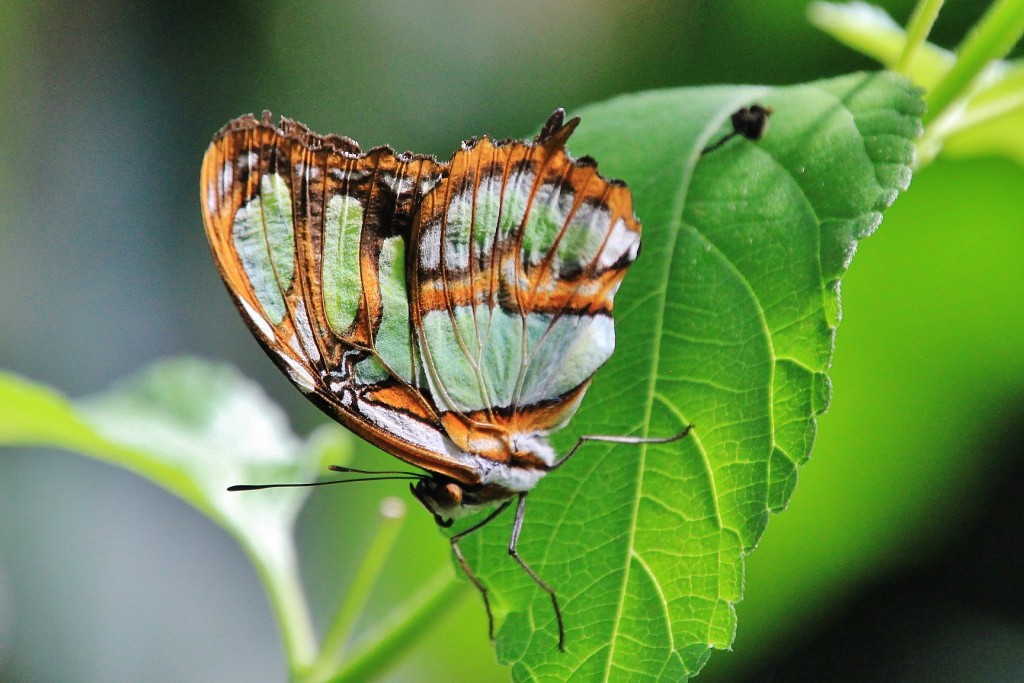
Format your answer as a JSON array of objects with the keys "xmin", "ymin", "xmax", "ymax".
[
  {"xmin": 200, "ymin": 113, "xmax": 482, "ymax": 484},
  {"xmin": 409, "ymin": 114, "xmax": 641, "ymax": 459}
]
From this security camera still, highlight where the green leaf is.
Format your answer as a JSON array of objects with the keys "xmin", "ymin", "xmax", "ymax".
[
  {"xmin": 458, "ymin": 73, "xmax": 921, "ymax": 680},
  {"xmin": 0, "ymin": 357, "xmax": 351, "ymax": 672}
]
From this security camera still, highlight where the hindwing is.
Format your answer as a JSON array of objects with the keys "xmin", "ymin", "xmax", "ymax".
[{"xmin": 409, "ymin": 119, "xmax": 641, "ymax": 458}]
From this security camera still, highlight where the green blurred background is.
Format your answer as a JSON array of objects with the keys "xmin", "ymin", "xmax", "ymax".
[{"xmin": 1, "ymin": 1, "xmax": 1021, "ymax": 681}]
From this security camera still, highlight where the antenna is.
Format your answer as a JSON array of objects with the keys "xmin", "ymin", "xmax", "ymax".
[{"xmin": 227, "ymin": 465, "xmax": 427, "ymax": 492}]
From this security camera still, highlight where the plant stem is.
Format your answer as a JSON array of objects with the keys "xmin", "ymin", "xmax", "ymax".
[
  {"xmin": 311, "ymin": 497, "xmax": 408, "ymax": 679},
  {"xmin": 326, "ymin": 568, "xmax": 466, "ymax": 683},
  {"xmin": 897, "ymin": 0, "xmax": 945, "ymax": 73},
  {"xmin": 924, "ymin": 0, "xmax": 1024, "ymax": 124},
  {"xmin": 249, "ymin": 540, "xmax": 319, "ymax": 678},
  {"xmin": 942, "ymin": 88, "xmax": 1024, "ymax": 134},
  {"xmin": 918, "ymin": 85, "xmax": 1024, "ymax": 165}
]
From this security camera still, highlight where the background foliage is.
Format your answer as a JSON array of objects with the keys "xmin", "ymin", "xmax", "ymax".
[{"xmin": 1, "ymin": 1, "xmax": 1021, "ymax": 681}]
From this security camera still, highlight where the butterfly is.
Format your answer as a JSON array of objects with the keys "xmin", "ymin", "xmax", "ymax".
[{"xmin": 200, "ymin": 109, "xmax": 689, "ymax": 650}]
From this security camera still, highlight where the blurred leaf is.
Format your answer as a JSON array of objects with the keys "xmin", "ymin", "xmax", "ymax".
[
  {"xmin": 809, "ymin": 1, "xmax": 955, "ymax": 88},
  {"xmin": 810, "ymin": 1, "xmax": 1024, "ymax": 164},
  {"xmin": 917, "ymin": 0, "xmax": 1024, "ymax": 127},
  {"xmin": 459, "ymin": 73, "xmax": 921, "ymax": 681},
  {"xmin": 942, "ymin": 58, "xmax": 1024, "ymax": 163},
  {"xmin": 0, "ymin": 357, "xmax": 351, "ymax": 669}
]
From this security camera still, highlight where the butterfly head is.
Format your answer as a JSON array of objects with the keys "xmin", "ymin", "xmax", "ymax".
[{"xmin": 410, "ymin": 476, "xmax": 516, "ymax": 528}]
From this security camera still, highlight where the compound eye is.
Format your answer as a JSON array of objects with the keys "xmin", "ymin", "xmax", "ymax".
[{"xmin": 443, "ymin": 482, "xmax": 463, "ymax": 507}]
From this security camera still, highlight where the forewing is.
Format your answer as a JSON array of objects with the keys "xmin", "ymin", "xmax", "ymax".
[
  {"xmin": 200, "ymin": 113, "xmax": 479, "ymax": 483},
  {"xmin": 410, "ymin": 117, "xmax": 641, "ymax": 442}
]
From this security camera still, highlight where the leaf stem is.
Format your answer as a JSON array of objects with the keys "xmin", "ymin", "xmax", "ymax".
[
  {"xmin": 325, "ymin": 568, "xmax": 466, "ymax": 683},
  {"xmin": 310, "ymin": 497, "xmax": 408, "ymax": 679},
  {"xmin": 924, "ymin": 0, "xmax": 1024, "ymax": 124},
  {"xmin": 897, "ymin": 0, "xmax": 945, "ymax": 73}
]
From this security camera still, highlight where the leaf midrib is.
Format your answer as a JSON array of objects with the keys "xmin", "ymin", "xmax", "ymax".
[{"xmin": 600, "ymin": 92, "xmax": 767, "ymax": 680}]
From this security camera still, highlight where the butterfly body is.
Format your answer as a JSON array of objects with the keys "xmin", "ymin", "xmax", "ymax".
[{"xmin": 202, "ymin": 110, "xmax": 648, "ymax": 646}]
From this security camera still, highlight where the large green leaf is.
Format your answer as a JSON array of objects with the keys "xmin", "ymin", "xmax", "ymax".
[
  {"xmin": 0, "ymin": 73, "xmax": 921, "ymax": 680},
  {"xmin": 459, "ymin": 73, "xmax": 921, "ymax": 680}
]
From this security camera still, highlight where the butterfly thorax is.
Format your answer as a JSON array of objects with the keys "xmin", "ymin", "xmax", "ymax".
[{"xmin": 412, "ymin": 429, "xmax": 556, "ymax": 523}]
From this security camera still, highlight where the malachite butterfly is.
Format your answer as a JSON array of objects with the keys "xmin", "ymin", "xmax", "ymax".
[{"xmin": 200, "ymin": 110, "xmax": 689, "ymax": 649}]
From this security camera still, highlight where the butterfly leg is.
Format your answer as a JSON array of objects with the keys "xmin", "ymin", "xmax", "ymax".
[
  {"xmin": 507, "ymin": 491, "xmax": 566, "ymax": 652},
  {"xmin": 449, "ymin": 499, "xmax": 513, "ymax": 642},
  {"xmin": 551, "ymin": 424, "xmax": 693, "ymax": 471}
]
